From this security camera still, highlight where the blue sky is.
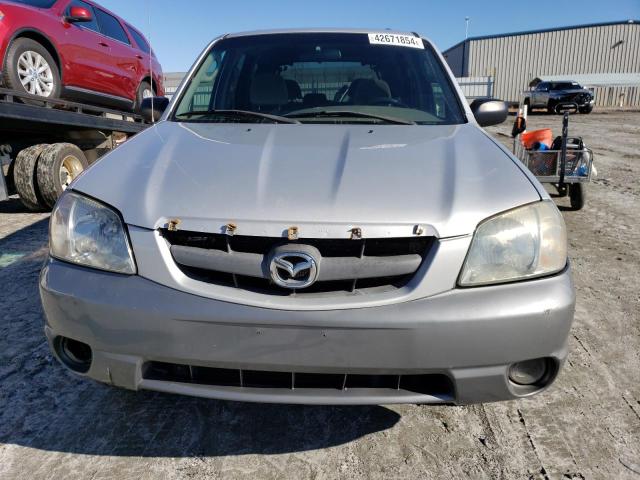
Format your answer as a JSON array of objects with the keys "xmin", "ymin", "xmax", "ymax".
[{"xmin": 97, "ymin": 0, "xmax": 640, "ymax": 72}]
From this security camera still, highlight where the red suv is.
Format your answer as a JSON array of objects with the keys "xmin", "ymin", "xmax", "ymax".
[{"xmin": 0, "ymin": 0, "xmax": 163, "ymax": 111}]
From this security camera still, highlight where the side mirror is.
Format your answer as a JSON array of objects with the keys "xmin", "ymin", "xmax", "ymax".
[
  {"xmin": 140, "ymin": 97, "xmax": 169, "ymax": 123},
  {"xmin": 66, "ymin": 6, "xmax": 93, "ymax": 23},
  {"xmin": 470, "ymin": 99, "xmax": 508, "ymax": 127}
]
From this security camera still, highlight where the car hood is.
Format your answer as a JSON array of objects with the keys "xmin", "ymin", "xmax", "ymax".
[{"xmin": 72, "ymin": 121, "xmax": 540, "ymax": 238}]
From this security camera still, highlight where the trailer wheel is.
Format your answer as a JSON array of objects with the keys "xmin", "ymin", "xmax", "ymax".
[
  {"xmin": 569, "ymin": 183, "xmax": 586, "ymax": 210},
  {"xmin": 2, "ymin": 38, "xmax": 61, "ymax": 103},
  {"xmin": 37, "ymin": 143, "xmax": 89, "ymax": 208},
  {"xmin": 13, "ymin": 144, "xmax": 49, "ymax": 211},
  {"xmin": 556, "ymin": 184, "xmax": 568, "ymax": 197}
]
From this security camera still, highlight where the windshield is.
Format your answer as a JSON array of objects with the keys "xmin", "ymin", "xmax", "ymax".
[
  {"xmin": 550, "ymin": 82, "xmax": 582, "ymax": 90},
  {"xmin": 173, "ymin": 33, "xmax": 466, "ymax": 125}
]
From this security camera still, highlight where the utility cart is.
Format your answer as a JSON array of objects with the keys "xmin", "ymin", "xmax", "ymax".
[{"xmin": 513, "ymin": 103, "xmax": 594, "ymax": 210}]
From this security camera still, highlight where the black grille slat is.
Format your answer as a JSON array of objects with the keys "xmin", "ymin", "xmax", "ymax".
[
  {"xmin": 179, "ymin": 265, "xmax": 410, "ymax": 295},
  {"xmin": 243, "ymin": 370, "xmax": 292, "ymax": 389},
  {"xmin": 162, "ymin": 230, "xmax": 433, "ymax": 296},
  {"xmin": 143, "ymin": 362, "xmax": 453, "ymax": 396},
  {"xmin": 163, "ymin": 230, "xmax": 432, "ymax": 258},
  {"xmin": 345, "ymin": 374, "xmax": 399, "ymax": 390},
  {"xmin": 294, "ymin": 372, "xmax": 345, "ymax": 390}
]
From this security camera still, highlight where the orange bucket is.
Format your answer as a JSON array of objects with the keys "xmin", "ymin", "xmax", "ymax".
[{"xmin": 521, "ymin": 128, "xmax": 553, "ymax": 149}]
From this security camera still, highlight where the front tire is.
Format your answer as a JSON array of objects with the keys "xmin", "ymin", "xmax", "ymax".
[
  {"xmin": 569, "ymin": 183, "xmax": 586, "ymax": 210},
  {"xmin": 579, "ymin": 105, "xmax": 593, "ymax": 114},
  {"xmin": 2, "ymin": 38, "xmax": 61, "ymax": 102},
  {"xmin": 36, "ymin": 143, "xmax": 89, "ymax": 208}
]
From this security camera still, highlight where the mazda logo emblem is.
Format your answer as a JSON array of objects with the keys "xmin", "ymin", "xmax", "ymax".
[{"xmin": 269, "ymin": 251, "xmax": 319, "ymax": 289}]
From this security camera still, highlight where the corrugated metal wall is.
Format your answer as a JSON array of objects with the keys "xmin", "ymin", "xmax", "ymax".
[
  {"xmin": 454, "ymin": 76, "xmax": 494, "ymax": 99},
  {"xmin": 588, "ymin": 85, "xmax": 640, "ymax": 107},
  {"xmin": 462, "ymin": 23, "xmax": 640, "ymax": 105}
]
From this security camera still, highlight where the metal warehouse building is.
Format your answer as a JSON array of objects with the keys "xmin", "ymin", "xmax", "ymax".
[{"xmin": 443, "ymin": 20, "xmax": 640, "ymax": 107}]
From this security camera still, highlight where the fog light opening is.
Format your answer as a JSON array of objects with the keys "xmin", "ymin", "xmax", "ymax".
[
  {"xmin": 55, "ymin": 337, "xmax": 92, "ymax": 374},
  {"xmin": 508, "ymin": 358, "xmax": 549, "ymax": 386}
]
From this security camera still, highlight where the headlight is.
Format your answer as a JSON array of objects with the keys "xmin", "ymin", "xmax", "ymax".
[
  {"xmin": 459, "ymin": 201, "xmax": 566, "ymax": 286},
  {"xmin": 50, "ymin": 192, "xmax": 136, "ymax": 274}
]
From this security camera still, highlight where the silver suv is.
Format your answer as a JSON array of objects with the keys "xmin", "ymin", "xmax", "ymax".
[{"xmin": 40, "ymin": 29, "xmax": 574, "ymax": 405}]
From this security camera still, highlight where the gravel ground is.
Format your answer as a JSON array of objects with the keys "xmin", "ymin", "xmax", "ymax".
[{"xmin": 0, "ymin": 111, "xmax": 638, "ymax": 479}]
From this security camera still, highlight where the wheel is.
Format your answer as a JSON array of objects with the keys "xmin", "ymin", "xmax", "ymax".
[
  {"xmin": 36, "ymin": 143, "xmax": 89, "ymax": 208},
  {"xmin": 13, "ymin": 144, "xmax": 49, "ymax": 211},
  {"xmin": 2, "ymin": 38, "xmax": 61, "ymax": 102},
  {"xmin": 556, "ymin": 184, "xmax": 568, "ymax": 197},
  {"xmin": 134, "ymin": 80, "xmax": 154, "ymax": 113},
  {"xmin": 579, "ymin": 105, "xmax": 593, "ymax": 114},
  {"xmin": 569, "ymin": 183, "xmax": 586, "ymax": 210}
]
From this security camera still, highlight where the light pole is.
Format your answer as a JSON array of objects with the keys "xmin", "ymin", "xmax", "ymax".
[{"xmin": 465, "ymin": 17, "xmax": 470, "ymax": 39}]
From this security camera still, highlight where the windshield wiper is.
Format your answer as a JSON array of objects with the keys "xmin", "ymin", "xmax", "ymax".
[
  {"xmin": 285, "ymin": 110, "xmax": 416, "ymax": 125},
  {"xmin": 175, "ymin": 109, "xmax": 300, "ymax": 124}
]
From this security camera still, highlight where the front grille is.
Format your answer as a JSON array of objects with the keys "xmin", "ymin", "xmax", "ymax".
[
  {"xmin": 574, "ymin": 93, "xmax": 588, "ymax": 103},
  {"xmin": 563, "ymin": 92, "xmax": 590, "ymax": 104},
  {"xmin": 162, "ymin": 230, "xmax": 434, "ymax": 296},
  {"xmin": 143, "ymin": 361, "xmax": 453, "ymax": 397}
]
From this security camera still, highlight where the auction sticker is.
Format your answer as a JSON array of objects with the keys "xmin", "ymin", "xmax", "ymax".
[{"xmin": 368, "ymin": 33, "xmax": 424, "ymax": 49}]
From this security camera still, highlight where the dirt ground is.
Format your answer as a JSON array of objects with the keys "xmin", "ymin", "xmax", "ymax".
[{"xmin": 0, "ymin": 111, "xmax": 638, "ymax": 479}]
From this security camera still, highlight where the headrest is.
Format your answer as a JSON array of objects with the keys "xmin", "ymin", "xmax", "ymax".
[
  {"xmin": 285, "ymin": 79, "xmax": 302, "ymax": 100},
  {"xmin": 303, "ymin": 93, "xmax": 328, "ymax": 107},
  {"xmin": 350, "ymin": 78, "xmax": 392, "ymax": 104},
  {"xmin": 250, "ymin": 74, "xmax": 288, "ymax": 106}
]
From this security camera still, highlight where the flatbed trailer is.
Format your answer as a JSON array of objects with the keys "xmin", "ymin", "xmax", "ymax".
[{"xmin": 0, "ymin": 87, "xmax": 149, "ymax": 210}]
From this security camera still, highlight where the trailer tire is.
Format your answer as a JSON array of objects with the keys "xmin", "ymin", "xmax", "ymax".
[
  {"xmin": 37, "ymin": 143, "xmax": 89, "ymax": 208},
  {"xmin": 569, "ymin": 183, "xmax": 586, "ymax": 210},
  {"xmin": 13, "ymin": 144, "xmax": 49, "ymax": 211},
  {"xmin": 3, "ymin": 38, "xmax": 61, "ymax": 103}
]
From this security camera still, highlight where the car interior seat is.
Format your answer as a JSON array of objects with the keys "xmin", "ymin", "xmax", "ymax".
[
  {"xmin": 302, "ymin": 93, "xmax": 328, "ymax": 108},
  {"xmin": 285, "ymin": 79, "xmax": 302, "ymax": 102},
  {"xmin": 250, "ymin": 73, "xmax": 289, "ymax": 111},
  {"xmin": 349, "ymin": 78, "xmax": 392, "ymax": 105}
]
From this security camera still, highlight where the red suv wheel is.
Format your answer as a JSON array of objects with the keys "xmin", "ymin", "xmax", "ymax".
[{"xmin": 3, "ymin": 38, "xmax": 61, "ymax": 100}]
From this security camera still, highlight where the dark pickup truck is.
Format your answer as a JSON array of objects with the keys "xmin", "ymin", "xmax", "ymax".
[{"xmin": 523, "ymin": 81, "xmax": 595, "ymax": 114}]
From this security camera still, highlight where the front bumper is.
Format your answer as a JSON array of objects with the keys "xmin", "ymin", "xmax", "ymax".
[
  {"xmin": 552, "ymin": 95, "xmax": 594, "ymax": 108},
  {"xmin": 40, "ymin": 258, "xmax": 575, "ymax": 405}
]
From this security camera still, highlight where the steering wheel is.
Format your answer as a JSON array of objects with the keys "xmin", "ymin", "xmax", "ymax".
[{"xmin": 368, "ymin": 97, "xmax": 408, "ymax": 108}]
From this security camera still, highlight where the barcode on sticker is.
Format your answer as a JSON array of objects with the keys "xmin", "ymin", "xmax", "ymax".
[{"xmin": 368, "ymin": 33, "xmax": 424, "ymax": 49}]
